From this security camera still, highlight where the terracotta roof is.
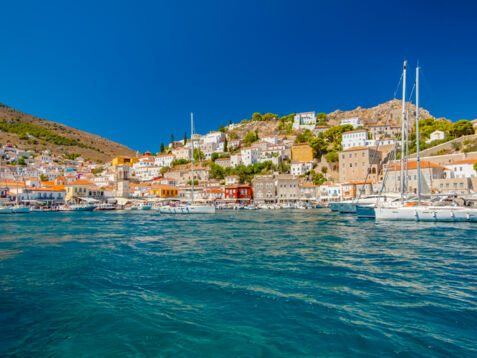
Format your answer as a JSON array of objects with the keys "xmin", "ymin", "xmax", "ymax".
[
  {"xmin": 448, "ymin": 159, "xmax": 477, "ymax": 166},
  {"xmin": 343, "ymin": 129, "xmax": 367, "ymax": 134},
  {"xmin": 388, "ymin": 160, "xmax": 448, "ymax": 171},
  {"xmin": 68, "ymin": 179, "xmax": 95, "ymax": 186},
  {"xmin": 342, "ymin": 146, "xmax": 370, "ymax": 152}
]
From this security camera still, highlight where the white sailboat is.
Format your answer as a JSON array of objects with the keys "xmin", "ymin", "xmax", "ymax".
[
  {"xmin": 159, "ymin": 113, "xmax": 215, "ymax": 214},
  {"xmin": 375, "ymin": 63, "xmax": 477, "ymax": 222}
]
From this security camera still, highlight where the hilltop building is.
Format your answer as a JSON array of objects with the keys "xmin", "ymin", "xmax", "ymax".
[{"xmin": 293, "ymin": 112, "xmax": 316, "ymax": 130}]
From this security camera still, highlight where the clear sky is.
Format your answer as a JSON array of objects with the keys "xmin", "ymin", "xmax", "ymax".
[{"xmin": 0, "ymin": 0, "xmax": 476, "ymax": 152}]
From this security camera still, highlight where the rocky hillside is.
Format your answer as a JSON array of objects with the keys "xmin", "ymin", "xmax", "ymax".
[
  {"xmin": 0, "ymin": 103, "xmax": 136, "ymax": 162},
  {"xmin": 326, "ymin": 99, "xmax": 437, "ymax": 127}
]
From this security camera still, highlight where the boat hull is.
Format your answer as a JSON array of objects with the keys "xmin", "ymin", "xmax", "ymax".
[
  {"xmin": 0, "ymin": 207, "xmax": 13, "ymax": 214},
  {"xmin": 356, "ymin": 205, "xmax": 376, "ymax": 219},
  {"xmin": 375, "ymin": 206, "xmax": 477, "ymax": 222},
  {"xmin": 159, "ymin": 205, "xmax": 216, "ymax": 214},
  {"xmin": 12, "ymin": 207, "xmax": 31, "ymax": 213}
]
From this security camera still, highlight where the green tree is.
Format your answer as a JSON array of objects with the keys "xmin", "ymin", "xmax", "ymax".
[
  {"xmin": 321, "ymin": 166, "xmax": 328, "ymax": 174},
  {"xmin": 316, "ymin": 112, "xmax": 327, "ymax": 125},
  {"xmin": 211, "ymin": 152, "xmax": 219, "ymax": 162},
  {"xmin": 474, "ymin": 162, "xmax": 477, "ymax": 173},
  {"xmin": 219, "ymin": 124, "xmax": 226, "ymax": 133},
  {"xmin": 40, "ymin": 174, "xmax": 48, "ymax": 181},
  {"xmin": 229, "ymin": 120, "xmax": 232, "ymax": 125},
  {"xmin": 252, "ymin": 112, "xmax": 263, "ymax": 121},
  {"xmin": 322, "ymin": 124, "xmax": 354, "ymax": 144},
  {"xmin": 295, "ymin": 129, "xmax": 314, "ymax": 143},
  {"xmin": 325, "ymin": 151, "xmax": 339, "ymax": 163},
  {"xmin": 184, "ymin": 132, "xmax": 187, "ymax": 145},
  {"xmin": 243, "ymin": 131, "xmax": 259, "ymax": 146},
  {"xmin": 170, "ymin": 134, "xmax": 174, "ymax": 146},
  {"xmin": 193, "ymin": 148, "xmax": 205, "ymax": 161},
  {"xmin": 452, "ymin": 120, "xmax": 474, "ymax": 138},
  {"xmin": 224, "ymin": 137, "xmax": 228, "ymax": 152},
  {"xmin": 262, "ymin": 113, "xmax": 278, "ymax": 121},
  {"xmin": 309, "ymin": 137, "xmax": 328, "ymax": 159},
  {"xmin": 229, "ymin": 131, "xmax": 238, "ymax": 139},
  {"xmin": 209, "ymin": 163, "xmax": 225, "ymax": 179},
  {"xmin": 160, "ymin": 143, "xmax": 165, "ymax": 153}
]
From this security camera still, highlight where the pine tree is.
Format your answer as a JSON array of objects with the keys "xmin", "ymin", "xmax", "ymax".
[
  {"xmin": 184, "ymin": 132, "xmax": 187, "ymax": 145},
  {"xmin": 160, "ymin": 143, "xmax": 165, "ymax": 153},
  {"xmin": 224, "ymin": 137, "xmax": 228, "ymax": 152}
]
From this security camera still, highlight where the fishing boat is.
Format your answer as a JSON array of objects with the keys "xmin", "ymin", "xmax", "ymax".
[{"xmin": 159, "ymin": 113, "xmax": 215, "ymax": 214}]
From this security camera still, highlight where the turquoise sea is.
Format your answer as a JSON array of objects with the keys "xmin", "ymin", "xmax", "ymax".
[{"xmin": 0, "ymin": 210, "xmax": 476, "ymax": 357}]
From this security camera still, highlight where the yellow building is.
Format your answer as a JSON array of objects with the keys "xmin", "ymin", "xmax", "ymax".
[
  {"xmin": 151, "ymin": 184, "xmax": 178, "ymax": 198},
  {"xmin": 111, "ymin": 156, "xmax": 138, "ymax": 167},
  {"xmin": 291, "ymin": 143, "xmax": 313, "ymax": 162},
  {"xmin": 65, "ymin": 179, "xmax": 104, "ymax": 202}
]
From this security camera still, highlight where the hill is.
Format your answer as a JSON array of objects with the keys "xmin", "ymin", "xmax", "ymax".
[
  {"xmin": 326, "ymin": 99, "xmax": 436, "ymax": 127},
  {"xmin": 0, "ymin": 103, "xmax": 136, "ymax": 162}
]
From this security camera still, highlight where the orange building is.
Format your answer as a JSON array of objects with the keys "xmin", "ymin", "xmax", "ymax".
[
  {"xmin": 151, "ymin": 184, "xmax": 178, "ymax": 198},
  {"xmin": 291, "ymin": 143, "xmax": 314, "ymax": 162}
]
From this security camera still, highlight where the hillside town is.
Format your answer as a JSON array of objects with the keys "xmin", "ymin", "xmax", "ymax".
[{"xmin": 1, "ymin": 109, "xmax": 477, "ymax": 210}]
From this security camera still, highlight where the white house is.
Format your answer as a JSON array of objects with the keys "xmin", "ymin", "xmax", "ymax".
[
  {"xmin": 319, "ymin": 183, "xmax": 342, "ymax": 202},
  {"xmin": 446, "ymin": 159, "xmax": 477, "ymax": 179},
  {"xmin": 426, "ymin": 130, "xmax": 446, "ymax": 143},
  {"xmin": 341, "ymin": 130, "xmax": 368, "ymax": 150},
  {"xmin": 340, "ymin": 117, "xmax": 361, "ymax": 129},
  {"xmin": 154, "ymin": 154, "xmax": 175, "ymax": 167},
  {"xmin": 262, "ymin": 135, "xmax": 279, "ymax": 145},
  {"xmin": 230, "ymin": 153, "xmax": 242, "ymax": 168},
  {"xmin": 293, "ymin": 112, "xmax": 316, "ymax": 130},
  {"xmin": 240, "ymin": 147, "xmax": 261, "ymax": 166},
  {"xmin": 225, "ymin": 175, "xmax": 239, "ymax": 186},
  {"xmin": 291, "ymin": 161, "xmax": 314, "ymax": 176}
]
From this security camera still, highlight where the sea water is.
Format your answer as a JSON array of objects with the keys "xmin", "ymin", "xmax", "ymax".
[{"xmin": 0, "ymin": 210, "xmax": 476, "ymax": 357}]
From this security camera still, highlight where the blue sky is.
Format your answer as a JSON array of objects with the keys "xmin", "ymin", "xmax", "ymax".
[{"xmin": 0, "ymin": 0, "xmax": 476, "ymax": 152}]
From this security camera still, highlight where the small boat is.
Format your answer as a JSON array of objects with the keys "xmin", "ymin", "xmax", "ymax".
[
  {"xmin": 58, "ymin": 204, "xmax": 96, "ymax": 212},
  {"xmin": 11, "ymin": 205, "xmax": 31, "ymax": 213},
  {"xmin": 0, "ymin": 206, "xmax": 12, "ymax": 214},
  {"xmin": 94, "ymin": 203, "xmax": 116, "ymax": 211},
  {"xmin": 138, "ymin": 203, "xmax": 152, "ymax": 210},
  {"xmin": 159, "ymin": 205, "xmax": 216, "ymax": 214}
]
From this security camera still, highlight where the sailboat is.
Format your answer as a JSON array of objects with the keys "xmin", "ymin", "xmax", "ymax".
[
  {"xmin": 375, "ymin": 63, "xmax": 477, "ymax": 222},
  {"xmin": 159, "ymin": 113, "xmax": 216, "ymax": 214}
]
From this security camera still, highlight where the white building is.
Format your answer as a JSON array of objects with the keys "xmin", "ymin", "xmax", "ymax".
[
  {"xmin": 446, "ymin": 159, "xmax": 477, "ymax": 179},
  {"xmin": 291, "ymin": 161, "xmax": 314, "ymax": 176},
  {"xmin": 341, "ymin": 130, "xmax": 368, "ymax": 150},
  {"xmin": 154, "ymin": 154, "xmax": 175, "ymax": 168},
  {"xmin": 426, "ymin": 130, "xmax": 446, "ymax": 143},
  {"xmin": 340, "ymin": 117, "xmax": 361, "ymax": 129},
  {"xmin": 319, "ymin": 183, "xmax": 342, "ymax": 202},
  {"xmin": 225, "ymin": 175, "xmax": 239, "ymax": 186},
  {"xmin": 262, "ymin": 135, "xmax": 279, "ymax": 145},
  {"xmin": 240, "ymin": 147, "xmax": 261, "ymax": 166},
  {"xmin": 230, "ymin": 153, "xmax": 242, "ymax": 168},
  {"xmin": 293, "ymin": 112, "xmax": 316, "ymax": 130}
]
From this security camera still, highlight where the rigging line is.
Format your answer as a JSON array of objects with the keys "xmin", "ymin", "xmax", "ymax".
[
  {"xmin": 393, "ymin": 72, "xmax": 403, "ymax": 99},
  {"xmin": 408, "ymin": 83, "xmax": 416, "ymax": 102}
]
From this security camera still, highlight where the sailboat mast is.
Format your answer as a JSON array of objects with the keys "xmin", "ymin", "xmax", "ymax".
[
  {"xmin": 400, "ymin": 60, "xmax": 407, "ymax": 202},
  {"xmin": 416, "ymin": 65, "xmax": 421, "ymax": 205},
  {"xmin": 190, "ymin": 112, "xmax": 195, "ymax": 204}
]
